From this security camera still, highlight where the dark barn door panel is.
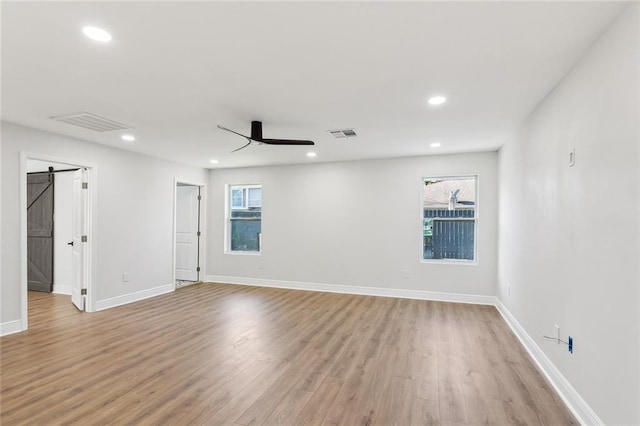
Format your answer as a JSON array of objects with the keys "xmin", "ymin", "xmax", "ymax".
[{"xmin": 27, "ymin": 173, "xmax": 54, "ymax": 292}]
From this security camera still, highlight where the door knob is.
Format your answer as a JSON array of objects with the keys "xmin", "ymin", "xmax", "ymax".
[{"xmin": 67, "ymin": 241, "xmax": 74, "ymax": 246}]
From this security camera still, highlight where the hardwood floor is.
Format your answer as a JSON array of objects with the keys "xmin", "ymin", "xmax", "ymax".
[{"xmin": 1, "ymin": 285, "xmax": 576, "ymax": 425}]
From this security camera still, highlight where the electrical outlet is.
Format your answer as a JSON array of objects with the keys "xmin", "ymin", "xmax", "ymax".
[
  {"xmin": 402, "ymin": 269, "xmax": 409, "ymax": 278},
  {"xmin": 258, "ymin": 261, "xmax": 264, "ymax": 270},
  {"xmin": 508, "ymin": 285, "xmax": 511, "ymax": 296},
  {"xmin": 554, "ymin": 325, "xmax": 560, "ymax": 343},
  {"xmin": 568, "ymin": 336, "xmax": 573, "ymax": 353},
  {"xmin": 122, "ymin": 273, "xmax": 129, "ymax": 282}
]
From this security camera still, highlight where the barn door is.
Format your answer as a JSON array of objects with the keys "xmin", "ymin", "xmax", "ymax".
[
  {"xmin": 175, "ymin": 185, "xmax": 200, "ymax": 282},
  {"xmin": 71, "ymin": 169, "xmax": 87, "ymax": 311},
  {"xmin": 27, "ymin": 173, "xmax": 54, "ymax": 292}
]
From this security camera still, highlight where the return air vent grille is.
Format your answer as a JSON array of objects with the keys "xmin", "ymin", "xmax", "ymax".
[
  {"xmin": 50, "ymin": 112, "xmax": 133, "ymax": 132},
  {"xmin": 329, "ymin": 128, "xmax": 357, "ymax": 138}
]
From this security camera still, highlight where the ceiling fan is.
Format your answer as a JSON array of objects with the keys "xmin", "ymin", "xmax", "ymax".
[{"xmin": 217, "ymin": 121, "xmax": 315, "ymax": 152}]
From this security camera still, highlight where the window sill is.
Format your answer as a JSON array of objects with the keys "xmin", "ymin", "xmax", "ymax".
[
  {"xmin": 421, "ymin": 259, "xmax": 478, "ymax": 266},
  {"xmin": 225, "ymin": 250, "xmax": 261, "ymax": 256}
]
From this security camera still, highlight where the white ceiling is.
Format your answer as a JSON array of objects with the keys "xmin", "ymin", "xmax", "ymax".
[{"xmin": 1, "ymin": 1, "xmax": 627, "ymax": 169}]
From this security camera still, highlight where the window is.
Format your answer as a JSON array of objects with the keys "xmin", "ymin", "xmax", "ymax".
[
  {"xmin": 422, "ymin": 176, "xmax": 477, "ymax": 262},
  {"xmin": 228, "ymin": 184, "xmax": 262, "ymax": 252}
]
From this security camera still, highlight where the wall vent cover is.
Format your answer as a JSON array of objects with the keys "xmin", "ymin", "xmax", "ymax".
[
  {"xmin": 329, "ymin": 128, "xmax": 357, "ymax": 138},
  {"xmin": 50, "ymin": 112, "xmax": 133, "ymax": 132}
]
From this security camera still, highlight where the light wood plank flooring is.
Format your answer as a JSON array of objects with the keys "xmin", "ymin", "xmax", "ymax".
[{"xmin": 1, "ymin": 284, "xmax": 576, "ymax": 425}]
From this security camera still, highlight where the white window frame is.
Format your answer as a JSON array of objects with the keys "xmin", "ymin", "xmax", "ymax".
[
  {"xmin": 420, "ymin": 174, "xmax": 478, "ymax": 265},
  {"xmin": 226, "ymin": 184, "xmax": 262, "ymax": 255}
]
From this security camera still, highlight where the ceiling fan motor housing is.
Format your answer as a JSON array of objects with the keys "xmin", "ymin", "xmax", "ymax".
[{"xmin": 251, "ymin": 121, "xmax": 263, "ymax": 141}]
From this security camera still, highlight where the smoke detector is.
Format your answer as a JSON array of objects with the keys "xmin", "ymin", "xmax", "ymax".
[
  {"xmin": 328, "ymin": 128, "xmax": 357, "ymax": 138},
  {"xmin": 50, "ymin": 112, "xmax": 133, "ymax": 132}
]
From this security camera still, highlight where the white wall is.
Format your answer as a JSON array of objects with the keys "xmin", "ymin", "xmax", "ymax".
[
  {"xmin": 498, "ymin": 5, "xmax": 639, "ymax": 424},
  {"xmin": 207, "ymin": 152, "xmax": 498, "ymax": 298},
  {"xmin": 1, "ymin": 122, "xmax": 208, "ymax": 327}
]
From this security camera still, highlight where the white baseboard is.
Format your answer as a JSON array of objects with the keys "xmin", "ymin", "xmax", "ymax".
[
  {"xmin": 53, "ymin": 284, "xmax": 72, "ymax": 295},
  {"xmin": 1, "ymin": 319, "xmax": 24, "ymax": 336},
  {"xmin": 205, "ymin": 275, "xmax": 599, "ymax": 424},
  {"xmin": 495, "ymin": 299, "xmax": 602, "ymax": 426},
  {"xmin": 95, "ymin": 283, "xmax": 174, "ymax": 311},
  {"xmin": 204, "ymin": 275, "xmax": 496, "ymax": 305},
  {"xmin": 4, "ymin": 274, "xmax": 599, "ymax": 424}
]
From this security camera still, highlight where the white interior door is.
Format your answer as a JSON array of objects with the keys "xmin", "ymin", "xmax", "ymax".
[
  {"xmin": 71, "ymin": 169, "xmax": 86, "ymax": 311},
  {"xmin": 54, "ymin": 172, "xmax": 74, "ymax": 295},
  {"xmin": 175, "ymin": 185, "xmax": 200, "ymax": 281}
]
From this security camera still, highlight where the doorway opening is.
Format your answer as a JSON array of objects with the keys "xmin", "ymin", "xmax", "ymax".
[
  {"xmin": 20, "ymin": 154, "xmax": 95, "ymax": 331},
  {"xmin": 174, "ymin": 180, "xmax": 204, "ymax": 288}
]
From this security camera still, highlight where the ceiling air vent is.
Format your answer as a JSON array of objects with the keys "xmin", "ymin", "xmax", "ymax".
[
  {"xmin": 50, "ymin": 112, "xmax": 133, "ymax": 132},
  {"xmin": 329, "ymin": 128, "xmax": 357, "ymax": 138}
]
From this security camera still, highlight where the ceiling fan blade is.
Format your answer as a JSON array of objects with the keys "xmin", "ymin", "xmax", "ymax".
[
  {"xmin": 219, "ymin": 121, "xmax": 314, "ymax": 151},
  {"xmin": 231, "ymin": 140, "xmax": 252, "ymax": 153},
  {"xmin": 217, "ymin": 124, "xmax": 251, "ymax": 139},
  {"xmin": 261, "ymin": 138, "xmax": 315, "ymax": 146}
]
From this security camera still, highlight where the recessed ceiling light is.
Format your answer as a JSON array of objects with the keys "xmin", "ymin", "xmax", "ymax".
[
  {"xmin": 121, "ymin": 134, "xmax": 135, "ymax": 142},
  {"xmin": 82, "ymin": 26, "xmax": 112, "ymax": 42},
  {"xmin": 209, "ymin": 159, "xmax": 219, "ymax": 164},
  {"xmin": 430, "ymin": 142, "xmax": 442, "ymax": 148},
  {"xmin": 427, "ymin": 95, "xmax": 447, "ymax": 106},
  {"xmin": 307, "ymin": 152, "xmax": 317, "ymax": 158}
]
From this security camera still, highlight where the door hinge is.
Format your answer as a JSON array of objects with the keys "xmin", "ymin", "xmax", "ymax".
[
  {"xmin": 197, "ymin": 231, "xmax": 201, "ymax": 237},
  {"xmin": 82, "ymin": 182, "xmax": 88, "ymax": 189},
  {"xmin": 81, "ymin": 288, "xmax": 87, "ymax": 295},
  {"xmin": 81, "ymin": 235, "xmax": 88, "ymax": 242},
  {"xmin": 197, "ymin": 195, "xmax": 202, "ymax": 201},
  {"xmin": 196, "ymin": 266, "xmax": 201, "ymax": 272}
]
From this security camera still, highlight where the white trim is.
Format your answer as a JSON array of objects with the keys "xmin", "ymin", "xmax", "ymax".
[
  {"xmin": 204, "ymin": 275, "xmax": 496, "ymax": 305},
  {"xmin": 20, "ymin": 152, "xmax": 98, "ymax": 332},
  {"xmin": 495, "ymin": 298, "xmax": 603, "ymax": 426},
  {"xmin": 225, "ymin": 183, "xmax": 263, "ymax": 254},
  {"xmin": 172, "ymin": 178, "xmax": 207, "ymax": 289},
  {"xmin": 95, "ymin": 283, "xmax": 174, "ymax": 311},
  {"xmin": 1, "ymin": 320, "xmax": 25, "ymax": 336},
  {"xmin": 419, "ymin": 174, "xmax": 479, "ymax": 265},
  {"xmin": 223, "ymin": 251, "xmax": 261, "ymax": 256},
  {"xmin": 53, "ymin": 285, "xmax": 72, "ymax": 295},
  {"xmin": 420, "ymin": 259, "xmax": 478, "ymax": 266},
  {"xmin": 202, "ymin": 275, "xmax": 599, "ymax": 424}
]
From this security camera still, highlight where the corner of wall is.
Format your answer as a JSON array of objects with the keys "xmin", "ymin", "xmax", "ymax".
[{"xmin": 495, "ymin": 298, "xmax": 603, "ymax": 425}]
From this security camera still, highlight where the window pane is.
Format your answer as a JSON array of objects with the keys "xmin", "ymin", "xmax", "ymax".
[
  {"xmin": 423, "ymin": 176, "xmax": 476, "ymax": 261},
  {"xmin": 247, "ymin": 188, "xmax": 262, "ymax": 208},
  {"xmin": 231, "ymin": 219, "xmax": 261, "ymax": 251},
  {"xmin": 231, "ymin": 188, "xmax": 244, "ymax": 208}
]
